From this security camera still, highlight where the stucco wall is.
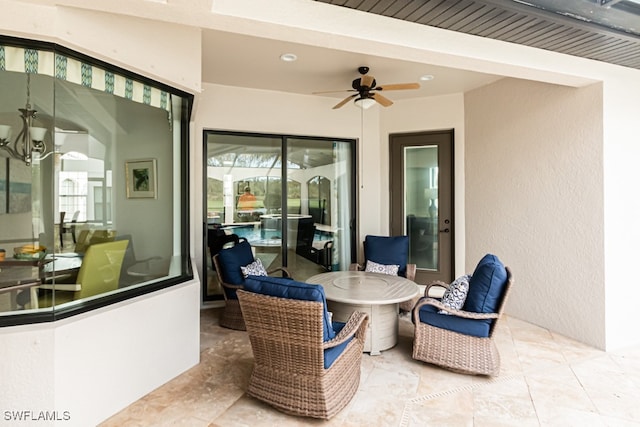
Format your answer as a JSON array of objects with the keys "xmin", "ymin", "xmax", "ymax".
[
  {"xmin": 0, "ymin": 5, "xmax": 202, "ymax": 426},
  {"xmin": 465, "ymin": 78, "xmax": 606, "ymax": 348}
]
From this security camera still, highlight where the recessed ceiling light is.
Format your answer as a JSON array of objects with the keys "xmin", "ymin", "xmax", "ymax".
[
  {"xmin": 280, "ymin": 53, "xmax": 297, "ymax": 62},
  {"xmin": 420, "ymin": 74, "xmax": 434, "ymax": 81}
]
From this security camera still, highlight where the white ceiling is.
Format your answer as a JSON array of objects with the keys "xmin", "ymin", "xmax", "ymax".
[{"xmin": 201, "ymin": 30, "xmax": 503, "ymax": 103}]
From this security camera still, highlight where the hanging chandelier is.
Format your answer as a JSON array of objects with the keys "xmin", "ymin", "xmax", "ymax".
[{"xmin": 0, "ymin": 73, "xmax": 48, "ymax": 166}]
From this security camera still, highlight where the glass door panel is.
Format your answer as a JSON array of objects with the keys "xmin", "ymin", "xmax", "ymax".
[
  {"xmin": 286, "ymin": 138, "xmax": 354, "ymax": 281},
  {"xmin": 390, "ymin": 130, "xmax": 453, "ymax": 284},
  {"xmin": 404, "ymin": 146, "xmax": 439, "ymax": 271},
  {"xmin": 205, "ymin": 133, "xmax": 282, "ymax": 300},
  {"xmin": 204, "ymin": 132, "xmax": 356, "ymax": 300}
]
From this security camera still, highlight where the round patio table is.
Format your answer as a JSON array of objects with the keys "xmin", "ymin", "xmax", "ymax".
[{"xmin": 307, "ymin": 271, "xmax": 419, "ymax": 355}]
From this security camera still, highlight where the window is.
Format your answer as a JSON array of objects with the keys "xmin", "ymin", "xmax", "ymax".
[{"xmin": 0, "ymin": 36, "xmax": 193, "ymax": 325}]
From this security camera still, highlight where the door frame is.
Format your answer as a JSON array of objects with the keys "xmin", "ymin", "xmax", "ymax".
[
  {"xmin": 389, "ymin": 129, "xmax": 455, "ymax": 284},
  {"xmin": 202, "ymin": 129, "xmax": 359, "ymax": 301}
]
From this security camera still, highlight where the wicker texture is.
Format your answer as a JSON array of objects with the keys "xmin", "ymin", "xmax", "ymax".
[
  {"xmin": 213, "ymin": 253, "xmax": 291, "ymax": 331},
  {"xmin": 412, "ymin": 267, "xmax": 513, "ymax": 376},
  {"xmin": 237, "ymin": 290, "xmax": 368, "ymax": 419}
]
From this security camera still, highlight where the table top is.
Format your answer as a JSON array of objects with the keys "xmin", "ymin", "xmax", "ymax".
[
  {"xmin": 306, "ymin": 271, "xmax": 420, "ymax": 305},
  {"xmin": 0, "ymin": 254, "xmax": 82, "ymax": 287}
]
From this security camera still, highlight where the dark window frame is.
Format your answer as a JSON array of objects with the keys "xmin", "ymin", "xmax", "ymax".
[{"xmin": 0, "ymin": 35, "xmax": 194, "ymax": 327}]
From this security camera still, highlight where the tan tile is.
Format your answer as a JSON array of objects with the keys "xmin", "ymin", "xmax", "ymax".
[
  {"xmin": 472, "ymin": 376, "xmax": 539, "ymax": 426},
  {"xmin": 525, "ymin": 365, "xmax": 597, "ymax": 419},
  {"xmin": 211, "ymin": 394, "xmax": 324, "ymax": 427},
  {"xmin": 536, "ymin": 406, "xmax": 607, "ymax": 427},
  {"xmin": 572, "ymin": 355, "xmax": 640, "ymax": 422},
  {"xmin": 405, "ymin": 389, "xmax": 474, "ymax": 426}
]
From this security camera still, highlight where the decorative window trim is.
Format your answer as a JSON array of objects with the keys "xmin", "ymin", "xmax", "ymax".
[{"xmin": 0, "ymin": 45, "xmax": 171, "ymax": 114}]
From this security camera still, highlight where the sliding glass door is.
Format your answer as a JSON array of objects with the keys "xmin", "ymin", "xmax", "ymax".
[{"xmin": 204, "ymin": 131, "xmax": 356, "ymax": 301}]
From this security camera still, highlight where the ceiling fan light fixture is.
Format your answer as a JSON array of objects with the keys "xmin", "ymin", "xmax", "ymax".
[
  {"xmin": 354, "ymin": 97, "xmax": 376, "ymax": 109},
  {"xmin": 279, "ymin": 53, "xmax": 297, "ymax": 62}
]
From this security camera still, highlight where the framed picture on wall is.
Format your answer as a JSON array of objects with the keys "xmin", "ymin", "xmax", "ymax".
[{"xmin": 125, "ymin": 158, "xmax": 157, "ymax": 199}]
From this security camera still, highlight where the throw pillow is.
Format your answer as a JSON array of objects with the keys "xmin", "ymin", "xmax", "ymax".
[
  {"xmin": 364, "ymin": 235, "xmax": 409, "ymax": 277},
  {"xmin": 365, "ymin": 260, "xmax": 400, "ymax": 276},
  {"xmin": 439, "ymin": 275, "xmax": 471, "ymax": 314},
  {"xmin": 241, "ymin": 258, "xmax": 268, "ymax": 278},
  {"xmin": 463, "ymin": 254, "xmax": 508, "ymax": 313}
]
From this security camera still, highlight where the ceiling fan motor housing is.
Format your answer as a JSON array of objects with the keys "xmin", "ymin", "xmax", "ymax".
[{"xmin": 352, "ymin": 77, "xmax": 376, "ymax": 91}]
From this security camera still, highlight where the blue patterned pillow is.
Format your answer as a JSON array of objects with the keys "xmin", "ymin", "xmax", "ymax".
[
  {"xmin": 438, "ymin": 275, "xmax": 471, "ymax": 314},
  {"xmin": 365, "ymin": 260, "xmax": 400, "ymax": 276},
  {"xmin": 241, "ymin": 258, "xmax": 267, "ymax": 278}
]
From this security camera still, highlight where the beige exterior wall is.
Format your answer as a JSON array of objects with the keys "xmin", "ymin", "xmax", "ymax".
[{"xmin": 465, "ymin": 78, "xmax": 605, "ymax": 348}]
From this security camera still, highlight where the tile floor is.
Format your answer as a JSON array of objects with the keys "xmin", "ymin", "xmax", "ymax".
[{"xmin": 101, "ymin": 308, "xmax": 640, "ymax": 426}]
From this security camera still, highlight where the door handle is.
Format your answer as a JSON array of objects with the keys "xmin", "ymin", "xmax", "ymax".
[{"xmin": 439, "ymin": 228, "xmax": 450, "ymax": 233}]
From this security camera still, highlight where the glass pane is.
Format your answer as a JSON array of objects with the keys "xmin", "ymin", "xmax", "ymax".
[
  {"xmin": 205, "ymin": 134, "xmax": 282, "ymax": 300},
  {"xmin": 287, "ymin": 138, "xmax": 353, "ymax": 280},
  {"xmin": 0, "ymin": 39, "xmax": 190, "ymax": 322},
  {"xmin": 404, "ymin": 146, "xmax": 439, "ymax": 271},
  {"xmin": 205, "ymin": 132, "xmax": 355, "ymax": 299}
]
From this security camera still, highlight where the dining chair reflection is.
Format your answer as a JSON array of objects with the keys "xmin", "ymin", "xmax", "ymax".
[{"xmin": 20, "ymin": 240, "xmax": 129, "ymax": 308}]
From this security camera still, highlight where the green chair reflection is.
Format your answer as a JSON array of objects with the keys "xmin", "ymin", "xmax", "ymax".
[{"xmin": 37, "ymin": 240, "xmax": 129, "ymax": 307}]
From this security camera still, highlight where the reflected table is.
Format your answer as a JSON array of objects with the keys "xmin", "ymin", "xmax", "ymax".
[
  {"xmin": 0, "ymin": 255, "xmax": 83, "ymax": 310},
  {"xmin": 307, "ymin": 271, "xmax": 419, "ymax": 355},
  {"xmin": 0, "ymin": 260, "xmax": 42, "ymax": 310}
]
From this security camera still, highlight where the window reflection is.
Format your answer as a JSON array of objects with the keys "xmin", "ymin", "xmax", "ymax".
[
  {"xmin": 204, "ymin": 132, "xmax": 355, "ymax": 301},
  {"xmin": 0, "ymin": 38, "xmax": 191, "ymax": 320}
]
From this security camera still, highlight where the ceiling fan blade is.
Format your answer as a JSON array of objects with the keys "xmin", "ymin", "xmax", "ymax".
[
  {"xmin": 360, "ymin": 74, "xmax": 374, "ymax": 88},
  {"xmin": 375, "ymin": 82, "xmax": 420, "ymax": 91},
  {"xmin": 312, "ymin": 89, "xmax": 356, "ymax": 94},
  {"xmin": 372, "ymin": 93, "xmax": 393, "ymax": 107},
  {"xmin": 333, "ymin": 94, "xmax": 357, "ymax": 109}
]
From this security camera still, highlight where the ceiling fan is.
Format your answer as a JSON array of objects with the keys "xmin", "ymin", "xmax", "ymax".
[{"xmin": 313, "ymin": 66, "xmax": 420, "ymax": 109}]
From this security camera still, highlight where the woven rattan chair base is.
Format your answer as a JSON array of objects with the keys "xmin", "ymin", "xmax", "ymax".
[
  {"xmin": 238, "ymin": 290, "xmax": 368, "ymax": 420},
  {"xmin": 218, "ymin": 299, "xmax": 246, "ymax": 331},
  {"xmin": 247, "ymin": 342, "xmax": 362, "ymax": 419},
  {"xmin": 412, "ymin": 322, "xmax": 500, "ymax": 376}
]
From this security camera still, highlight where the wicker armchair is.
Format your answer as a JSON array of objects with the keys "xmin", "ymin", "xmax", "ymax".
[
  {"xmin": 412, "ymin": 259, "xmax": 513, "ymax": 376},
  {"xmin": 213, "ymin": 239, "xmax": 291, "ymax": 330},
  {"xmin": 237, "ymin": 278, "xmax": 368, "ymax": 420},
  {"xmin": 350, "ymin": 235, "xmax": 418, "ymax": 312}
]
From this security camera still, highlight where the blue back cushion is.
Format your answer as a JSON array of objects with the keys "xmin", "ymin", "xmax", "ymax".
[
  {"xmin": 364, "ymin": 235, "xmax": 409, "ymax": 277},
  {"xmin": 463, "ymin": 254, "xmax": 508, "ymax": 314},
  {"xmin": 243, "ymin": 275, "xmax": 336, "ymax": 341},
  {"xmin": 217, "ymin": 240, "xmax": 254, "ymax": 285},
  {"xmin": 324, "ymin": 321, "xmax": 353, "ymax": 369},
  {"xmin": 418, "ymin": 304, "xmax": 492, "ymax": 338}
]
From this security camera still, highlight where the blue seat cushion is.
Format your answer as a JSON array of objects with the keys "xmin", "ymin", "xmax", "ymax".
[
  {"xmin": 243, "ymin": 275, "xmax": 336, "ymax": 341},
  {"xmin": 364, "ymin": 235, "xmax": 409, "ymax": 277},
  {"xmin": 418, "ymin": 304, "xmax": 492, "ymax": 338},
  {"xmin": 463, "ymin": 254, "xmax": 508, "ymax": 314},
  {"xmin": 218, "ymin": 240, "xmax": 255, "ymax": 286},
  {"xmin": 324, "ymin": 321, "xmax": 353, "ymax": 369}
]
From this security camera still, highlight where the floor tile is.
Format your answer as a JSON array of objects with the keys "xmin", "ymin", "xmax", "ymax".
[{"xmin": 100, "ymin": 311, "xmax": 640, "ymax": 426}]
